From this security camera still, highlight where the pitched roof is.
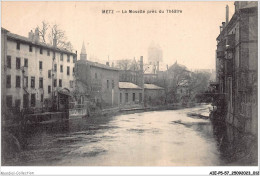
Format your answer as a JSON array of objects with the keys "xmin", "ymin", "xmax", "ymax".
[
  {"xmin": 77, "ymin": 60, "xmax": 119, "ymax": 71},
  {"xmin": 119, "ymin": 82, "xmax": 142, "ymax": 89},
  {"xmin": 5, "ymin": 30, "xmax": 76, "ymax": 55},
  {"xmin": 144, "ymin": 84, "xmax": 164, "ymax": 90}
]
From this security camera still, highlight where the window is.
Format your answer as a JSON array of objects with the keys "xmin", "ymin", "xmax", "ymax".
[
  {"xmin": 47, "ymin": 50, "xmax": 50, "ymax": 56},
  {"xmin": 31, "ymin": 77, "xmax": 35, "ymax": 88},
  {"xmin": 59, "ymin": 79, "xmax": 62, "ymax": 87},
  {"xmin": 67, "ymin": 66, "xmax": 70, "ymax": 75},
  {"xmin": 40, "ymin": 48, "xmax": 43, "ymax": 54},
  {"xmin": 112, "ymin": 80, "xmax": 114, "ymax": 89},
  {"xmin": 60, "ymin": 53, "xmax": 63, "ymax": 61},
  {"xmin": 15, "ymin": 99, "xmax": 21, "ymax": 109},
  {"xmin": 39, "ymin": 77, "xmax": 43, "ymax": 88},
  {"xmin": 48, "ymin": 70, "xmax": 51, "ymax": 78},
  {"xmin": 54, "ymin": 64, "xmax": 57, "ymax": 72},
  {"xmin": 139, "ymin": 93, "xmax": 142, "ymax": 103},
  {"xmin": 39, "ymin": 61, "xmax": 43, "ymax": 70},
  {"xmin": 16, "ymin": 76, "xmax": 21, "ymax": 88},
  {"xmin": 48, "ymin": 85, "xmax": 51, "ymax": 93},
  {"xmin": 6, "ymin": 75, "xmax": 11, "ymax": 88},
  {"xmin": 23, "ymin": 94, "xmax": 29, "ymax": 108},
  {"xmin": 133, "ymin": 93, "xmax": 135, "ymax": 102},
  {"xmin": 16, "ymin": 57, "xmax": 21, "ymax": 69},
  {"xmin": 95, "ymin": 73, "xmax": 97, "ymax": 79},
  {"xmin": 107, "ymin": 80, "xmax": 109, "ymax": 89},
  {"xmin": 24, "ymin": 58, "xmax": 28, "ymax": 67},
  {"xmin": 125, "ymin": 93, "xmax": 128, "ymax": 103},
  {"xmin": 29, "ymin": 45, "xmax": 33, "ymax": 52},
  {"xmin": 24, "ymin": 76, "xmax": 28, "ymax": 88},
  {"xmin": 31, "ymin": 94, "xmax": 36, "ymax": 107},
  {"xmin": 41, "ymin": 94, "xmax": 43, "ymax": 102},
  {"xmin": 6, "ymin": 96, "xmax": 12, "ymax": 108},
  {"xmin": 67, "ymin": 54, "xmax": 70, "ymax": 62},
  {"xmin": 60, "ymin": 65, "xmax": 63, "ymax": 72},
  {"xmin": 7, "ymin": 56, "xmax": 11, "ymax": 68},
  {"xmin": 16, "ymin": 42, "xmax": 20, "ymax": 50},
  {"xmin": 70, "ymin": 81, "xmax": 73, "ymax": 88},
  {"xmin": 53, "ymin": 79, "xmax": 57, "ymax": 87},
  {"xmin": 120, "ymin": 93, "xmax": 122, "ymax": 103},
  {"xmin": 73, "ymin": 67, "xmax": 75, "ymax": 74},
  {"xmin": 73, "ymin": 56, "xmax": 76, "ymax": 63}
]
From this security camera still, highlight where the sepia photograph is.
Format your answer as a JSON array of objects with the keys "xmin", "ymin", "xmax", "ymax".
[{"xmin": 0, "ymin": 0, "xmax": 258, "ymax": 175}]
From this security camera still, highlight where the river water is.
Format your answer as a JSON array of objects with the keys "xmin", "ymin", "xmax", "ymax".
[{"xmin": 3, "ymin": 104, "xmax": 257, "ymax": 166}]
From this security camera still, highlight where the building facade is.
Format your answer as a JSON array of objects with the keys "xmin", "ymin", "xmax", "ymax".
[
  {"xmin": 119, "ymin": 82, "xmax": 143, "ymax": 107},
  {"xmin": 215, "ymin": 2, "xmax": 257, "ymax": 135},
  {"xmin": 144, "ymin": 84, "xmax": 165, "ymax": 106},
  {"xmin": 76, "ymin": 46, "xmax": 120, "ymax": 108},
  {"xmin": 1, "ymin": 28, "xmax": 77, "ymax": 113}
]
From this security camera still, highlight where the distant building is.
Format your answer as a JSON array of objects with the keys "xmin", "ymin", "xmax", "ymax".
[
  {"xmin": 144, "ymin": 84, "xmax": 165, "ymax": 105},
  {"xmin": 1, "ymin": 28, "xmax": 77, "ymax": 112},
  {"xmin": 215, "ymin": 2, "xmax": 257, "ymax": 135},
  {"xmin": 118, "ymin": 82, "xmax": 143, "ymax": 107},
  {"xmin": 76, "ymin": 44, "xmax": 119, "ymax": 108}
]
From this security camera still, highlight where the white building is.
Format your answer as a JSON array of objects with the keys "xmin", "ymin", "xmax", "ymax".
[{"xmin": 1, "ymin": 28, "xmax": 77, "ymax": 111}]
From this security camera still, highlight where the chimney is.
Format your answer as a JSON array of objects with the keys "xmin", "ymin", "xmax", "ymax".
[
  {"xmin": 157, "ymin": 61, "xmax": 160, "ymax": 73},
  {"xmin": 34, "ymin": 28, "xmax": 40, "ymax": 43},
  {"xmin": 53, "ymin": 37, "xmax": 57, "ymax": 48},
  {"xmin": 106, "ymin": 62, "xmax": 110, "ymax": 66},
  {"xmin": 166, "ymin": 64, "xmax": 169, "ymax": 70},
  {"xmin": 140, "ymin": 56, "xmax": 143, "ymax": 72},
  {"xmin": 226, "ymin": 5, "xmax": 229, "ymax": 24},
  {"xmin": 28, "ymin": 30, "xmax": 34, "ymax": 41}
]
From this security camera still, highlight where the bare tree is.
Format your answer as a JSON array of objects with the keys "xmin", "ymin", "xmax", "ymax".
[
  {"xmin": 36, "ymin": 21, "xmax": 73, "ymax": 51},
  {"xmin": 37, "ymin": 21, "xmax": 49, "ymax": 43},
  {"xmin": 116, "ymin": 59, "xmax": 132, "ymax": 70}
]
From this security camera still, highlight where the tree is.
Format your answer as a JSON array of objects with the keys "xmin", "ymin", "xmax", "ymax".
[
  {"xmin": 36, "ymin": 21, "xmax": 73, "ymax": 51},
  {"xmin": 156, "ymin": 62, "xmax": 191, "ymax": 103},
  {"xmin": 37, "ymin": 21, "xmax": 49, "ymax": 43},
  {"xmin": 188, "ymin": 71, "xmax": 211, "ymax": 102}
]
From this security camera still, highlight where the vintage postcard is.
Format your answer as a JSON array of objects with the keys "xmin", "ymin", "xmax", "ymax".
[{"xmin": 1, "ymin": 1, "xmax": 258, "ymax": 175}]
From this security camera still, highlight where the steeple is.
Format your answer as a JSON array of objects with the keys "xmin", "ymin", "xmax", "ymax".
[{"xmin": 80, "ymin": 42, "xmax": 87, "ymax": 60}]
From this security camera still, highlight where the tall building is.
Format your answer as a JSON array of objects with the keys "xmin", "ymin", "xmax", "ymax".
[
  {"xmin": 1, "ymin": 28, "xmax": 77, "ymax": 112},
  {"xmin": 215, "ymin": 2, "xmax": 257, "ymax": 135}
]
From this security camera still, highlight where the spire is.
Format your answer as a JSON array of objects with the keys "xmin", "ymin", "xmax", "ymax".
[
  {"xmin": 81, "ymin": 41, "xmax": 86, "ymax": 55},
  {"xmin": 80, "ymin": 41, "xmax": 87, "ymax": 60}
]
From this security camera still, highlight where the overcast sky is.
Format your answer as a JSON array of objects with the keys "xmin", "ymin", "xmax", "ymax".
[{"xmin": 2, "ymin": 1, "xmax": 234, "ymax": 70}]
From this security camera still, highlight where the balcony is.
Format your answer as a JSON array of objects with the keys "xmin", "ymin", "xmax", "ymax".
[
  {"xmin": 226, "ymin": 34, "xmax": 235, "ymax": 50},
  {"xmin": 216, "ymin": 40, "xmax": 226, "ymax": 58}
]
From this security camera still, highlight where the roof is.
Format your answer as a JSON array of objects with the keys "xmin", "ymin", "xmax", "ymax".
[
  {"xmin": 144, "ymin": 84, "xmax": 164, "ymax": 90},
  {"xmin": 119, "ymin": 82, "xmax": 142, "ymax": 89},
  {"xmin": 5, "ymin": 29, "xmax": 76, "ymax": 55},
  {"xmin": 77, "ymin": 60, "xmax": 120, "ymax": 71}
]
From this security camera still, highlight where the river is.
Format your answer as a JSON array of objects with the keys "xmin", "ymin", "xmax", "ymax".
[{"xmin": 2, "ymin": 104, "xmax": 257, "ymax": 166}]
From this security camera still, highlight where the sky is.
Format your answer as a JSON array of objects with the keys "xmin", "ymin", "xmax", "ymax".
[{"xmin": 1, "ymin": 1, "xmax": 235, "ymax": 70}]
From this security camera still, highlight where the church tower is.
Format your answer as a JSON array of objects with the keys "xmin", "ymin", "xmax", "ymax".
[{"xmin": 80, "ymin": 42, "xmax": 87, "ymax": 60}]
